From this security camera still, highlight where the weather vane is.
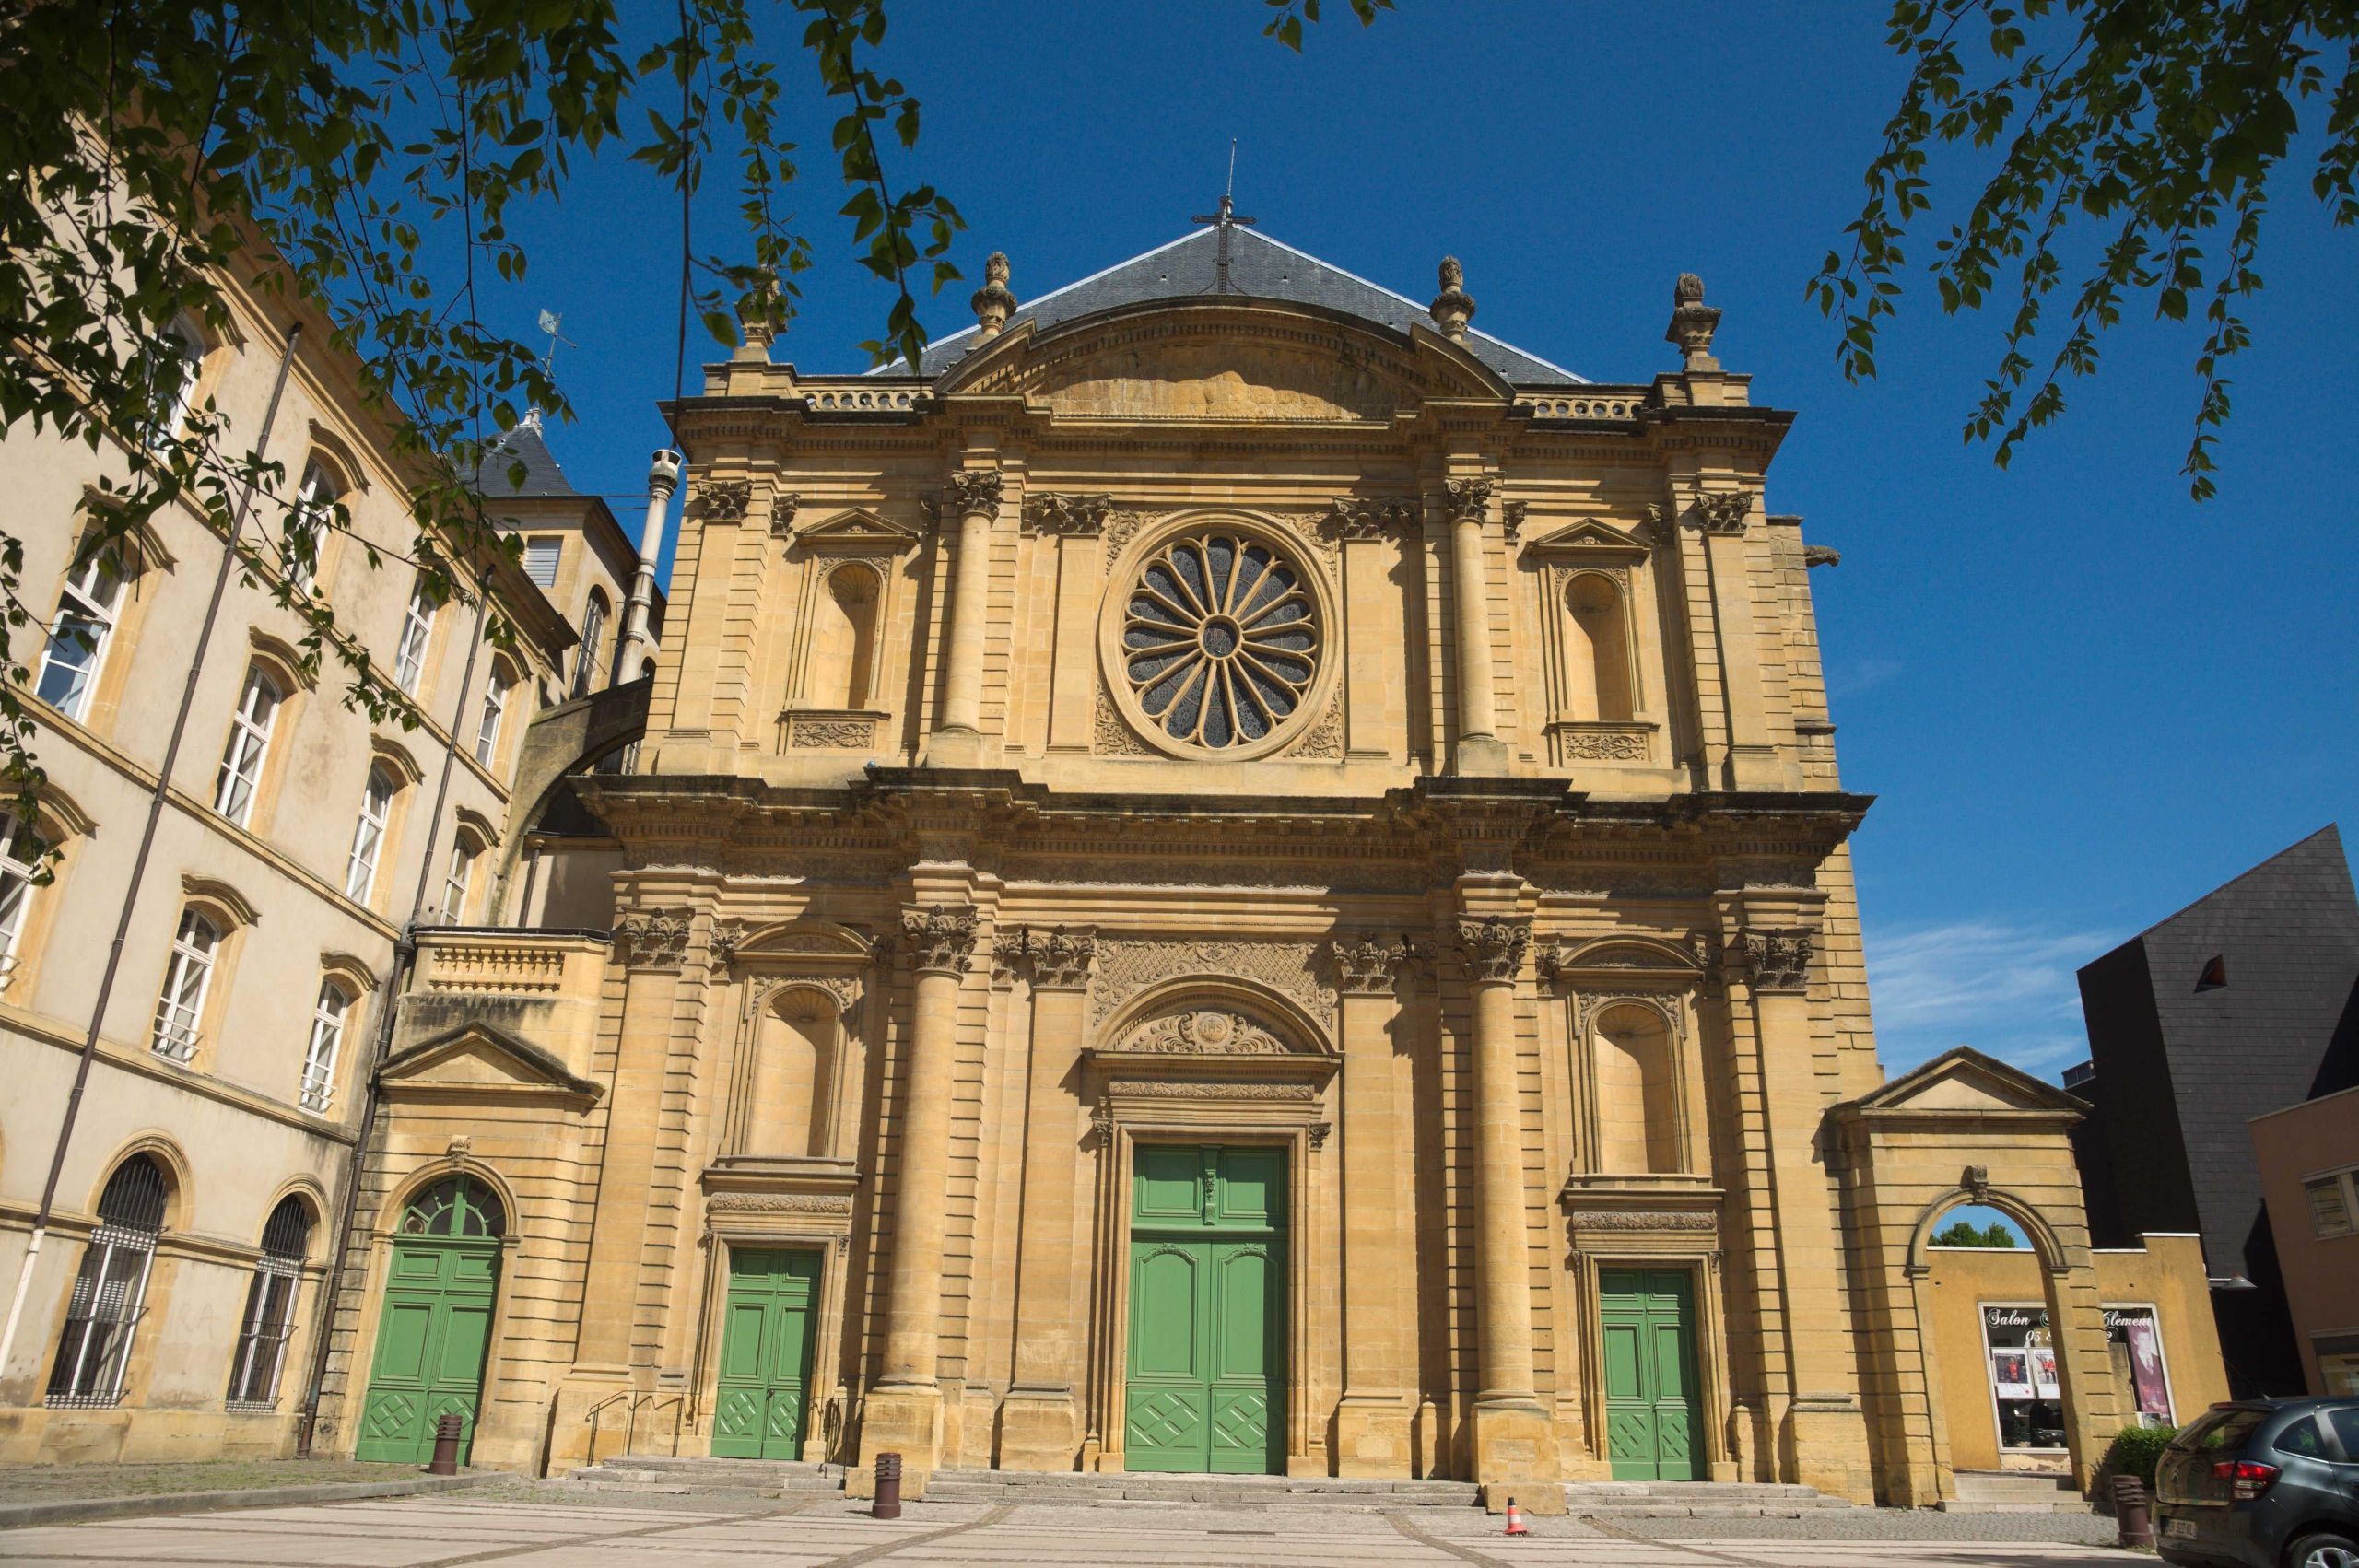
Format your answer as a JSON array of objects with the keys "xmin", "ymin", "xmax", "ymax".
[{"xmin": 536, "ymin": 309, "xmax": 576, "ymax": 377}]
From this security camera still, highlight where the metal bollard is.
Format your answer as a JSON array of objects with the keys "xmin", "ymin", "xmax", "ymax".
[
  {"xmin": 428, "ymin": 1412, "xmax": 464, "ymax": 1476},
  {"xmin": 872, "ymin": 1450, "xmax": 902, "ymax": 1519},
  {"xmin": 2113, "ymin": 1475, "xmax": 2154, "ymax": 1549}
]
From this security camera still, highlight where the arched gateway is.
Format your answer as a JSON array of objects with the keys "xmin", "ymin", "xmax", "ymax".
[{"xmin": 317, "ymin": 221, "xmax": 2224, "ymax": 1510}]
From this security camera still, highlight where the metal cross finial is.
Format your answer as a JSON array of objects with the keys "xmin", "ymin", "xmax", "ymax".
[{"xmin": 1191, "ymin": 141, "xmax": 1257, "ymax": 295}]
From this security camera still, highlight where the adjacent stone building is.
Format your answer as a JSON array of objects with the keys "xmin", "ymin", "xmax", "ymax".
[{"xmin": 293, "ymin": 220, "xmax": 2221, "ymax": 1508}]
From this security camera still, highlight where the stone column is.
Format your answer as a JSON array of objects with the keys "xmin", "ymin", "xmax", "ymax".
[
  {"xmin": 998, "ymin": 929, "xmax": 1095, "ymax": 1470},
  {"xmin": 926, "ymin": 468, "xmax": 1002, "ymax": 767},
  {"xmin": 1332, "ymin": 937, "xmax": 1415, "ymax": 1476},
  {"xmin": 858, "ymin": 902, "xmax": 980, "ymax": 1488},
  {"xmin": 1458, "ymin": 913, "xmax": 1562, "ymax": 1511},
  {"xmin": 1445, "ymin": 478, "xmax": 1508, "ymax": 773},
  {"xmin": 1729, "ymin": 918, "xmax": 1873, "ymax": 1503}
]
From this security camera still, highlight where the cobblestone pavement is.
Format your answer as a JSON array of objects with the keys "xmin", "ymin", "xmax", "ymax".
[{"xmin": 0, "ymin": 1492, "xmax": 2141, "ymax": 1566}]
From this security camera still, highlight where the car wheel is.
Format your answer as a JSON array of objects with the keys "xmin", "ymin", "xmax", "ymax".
[{"xmin": 2291, "ymin": 1534, "xmax": 2359, "ymax": 1568}]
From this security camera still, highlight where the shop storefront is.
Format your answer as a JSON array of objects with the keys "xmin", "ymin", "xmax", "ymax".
[{"xmin": 1978, "ymin": 1302, "xmax": 2175, "ymax": 1458}]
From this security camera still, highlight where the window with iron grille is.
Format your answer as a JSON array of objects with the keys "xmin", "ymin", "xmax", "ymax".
[
  {"xmin": 47, "ymin": 1155, "xmax": 169, "ymax": 1407},
  {"xmin": 152, "ymin": 907, "xmax": 218, "ymax": 1060},
  {"xmin": 226, "ymin": 1196, "xmax": 314, "ymax": 1409}
]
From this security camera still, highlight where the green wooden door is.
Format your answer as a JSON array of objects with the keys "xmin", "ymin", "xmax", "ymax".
[
  {"xmin": 1599, "ymin": 1268, "xmax": 1703, "ymax": 1480},
  {"xmin": 710, "ymin": 1248, "xmax": 818, "ymax": 1459},
  {"xmin": 1124, "ymin": 1146, "xmax": 1284, "ymax": 1474},
  {"xmin": 354, "ymin": 1238, "xmax": 499, "ymax": 1462}
]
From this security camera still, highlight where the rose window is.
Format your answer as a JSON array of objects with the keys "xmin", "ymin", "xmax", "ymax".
[{"xmin": 1122, "ymin": 530, "xmax": 1320, "ymax": 750}]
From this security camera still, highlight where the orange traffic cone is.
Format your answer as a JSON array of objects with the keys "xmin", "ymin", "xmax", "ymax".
[{"xmin": 1504, "ymin": 1497, "xmax": 1529, "ymax": 1536}]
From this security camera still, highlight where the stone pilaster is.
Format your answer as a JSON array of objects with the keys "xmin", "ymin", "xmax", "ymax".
[
  {"xmin": 1443, "ymin": 476, "xmax": 1508, "ymax": 774},
  {"xmin": 1331, "ymin": 936, "xmax": 1415, "ymax": 1476},
  {"xmin": 925, "ymin": 466, "xmax": 1002, "ymax": 766},
  {"xmin": 857, "ymin": 899, "xmax": 980, "ymax": 1490},
  {"xmin": 998, "ymin": 928, "xmax": 1096, "ymax": 1471},
  {"xmin": 1457, "ymin": 908, "xmax": 1562, "ymax": 1512}
]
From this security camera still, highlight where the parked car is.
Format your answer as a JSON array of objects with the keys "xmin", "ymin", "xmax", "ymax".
[{"xmin": 2155, "ymin": 1398, "xmax": 2359, "ymax": 1567}]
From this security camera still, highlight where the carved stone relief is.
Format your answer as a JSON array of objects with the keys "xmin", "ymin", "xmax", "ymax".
[
  {"xmin": 690, "ymin": 478, "xmax": 753, "ymax": 523},
  {"xmin": 707, "ymin": 1192, "xmax": 854, "ymax": 1215},
  {"xmin": 1091, "ymin": 685, "xmax": 1156, "ymax": 757},
  {"xmin": 1319, "ymin": 497, "xmax": 1416, "ymax": 544},
  {"xmin": 615, "ymin": 907, "xmax": 693, "ymax": 968},
  {"xmin": 1088, "ymin": 939, "xmax": 1334, "ymax": 1028},
  {"xmin": 1329, "ymin": 937, "xmax": 1409, "ymax": 997},
  {"xmin": 1568, "ymin": 1210, "xmax": 1716, "ymax": 1233},
  {"xmin": 1023, "ymin": 493, "xmax": 1111, "ymax": 536},
  {"xmin": 1457, "ymin": 917, "xmax": 1531, "ymax": 983},
  {"xmin": 901, "ymin": 905, "xmax": 980, "ymax": 974},
  {"xmin": 1288, "ymin": 690, "xmax": 1345, "ymax": 760},
  {"xmin": 1731, "ymin": 929, "xmax": 1814, "ymax": 992},
  {"xmin": 1113, "ymin": 1008, "xmax": 1291, "ymax": 1056},
  {"xmin": 785, "ymin": 714, "xmax": 880, "ymax": 749},
  {"xmin": 946, "ymin": 470, "xmax": 1003, "ymax": 516}
]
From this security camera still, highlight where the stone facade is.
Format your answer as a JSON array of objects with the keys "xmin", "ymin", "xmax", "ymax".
[{"xmin": 311, "ymin": 228, "xmax": 2222, "ymax": 1508}]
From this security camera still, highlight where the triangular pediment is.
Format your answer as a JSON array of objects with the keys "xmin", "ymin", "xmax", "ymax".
[
  {"xmin": 1525, "ymin": 518, "xmax": 1652, "ymax": 560},
  {"xmin": 793, "ymin": 508, "xmax": 920, "ymax": 552},
  {"xmin": 935, "ymin": 299, "xmax": 1508, "ymax": 422},
  {"xmin": 378, "ymin": 1023, "xmax": 603, "ymax": 1105},
  {"xmin": 1849, "ymin": 1046, "xmax": 2085, "ymax": 1117}
]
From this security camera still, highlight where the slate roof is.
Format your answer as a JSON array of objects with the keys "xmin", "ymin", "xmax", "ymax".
[
  {"xmin": 883, "ymin": 226, "xmax": 1587, "ymax": 387},
  {"xmin": 474, "ymin": 412, "xmax": 576, "ymax": 497}
]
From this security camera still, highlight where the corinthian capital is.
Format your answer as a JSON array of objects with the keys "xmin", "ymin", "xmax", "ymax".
[
  {"xmin": 1456, "ymin": 916, "xmax": 1531, "ymax": 985},
  {"xmin": 1027, "ymin": 927, "xmax": 1097, "ymax": 990},
  {"xmin": 901, "ymin": 904, "xmax": 980, "ymax": 975},
  {"xmin": 1330, "ymin": 936, "xmax": 1409, "ymax": 997},
  {"xmin": 1730, "ymin": 928, "xmax": 1813, "ymax": 992},
  {"xmin": 946, "ymin": 469, "xmax": 1003, "ymax": 517},
  {"xmin": 1444, "ymin": 477, "xmax": 1494, "ymax": 523}
]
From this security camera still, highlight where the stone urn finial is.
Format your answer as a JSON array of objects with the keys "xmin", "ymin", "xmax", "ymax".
[
  {"xmin": 734, "ymin": 275, "xmax": 780, "ymax": 364},
  {"xmin": 1429, "ymin": 256, "xmax": 1475, "ymax": 341},
  {"xmin": 1665, "ymin": 270, "xmax": 1722, "ymax": 371},
  {"xmin": 971, "ymin": 251, "xmax": 1017, "ymax": 339}
]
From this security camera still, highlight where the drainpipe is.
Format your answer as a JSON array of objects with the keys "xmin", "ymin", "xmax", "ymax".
[
  {"xmin": 614, "ymin": 449, "xmax": 680, "ymax": 685},
  {"xmin": 297, "ymin": 570, "xmax": 493, "ymax": 1454},
  {"xmin": 0, "ymin": 322, "xmax": 306, "ymax": 1386}
]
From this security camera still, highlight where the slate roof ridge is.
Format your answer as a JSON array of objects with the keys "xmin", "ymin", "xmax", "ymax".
[
  {"xmin": 474, "ymin": 408, "xmax": 576, "ymax": 498},
  {"xmin": 864, "ymin": 225, "xmax": 1588, "ymax": 386},
  {"xmin": 2118, "ymin": 823, "xmax": 2352, "ymax": 947}
]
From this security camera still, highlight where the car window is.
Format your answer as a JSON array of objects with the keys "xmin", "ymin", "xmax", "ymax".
[
  {"xmin": 2175, "ymin": 1409, "xmax": 2268, "ymax": 1453},
  {"xmin": 2329, "ymin": 1406, "xmax": 2359, "ymax": 1458},
  {"xmin": 2276, "ymin": 1416, "xmax": 2328, "ymax": 1458}
]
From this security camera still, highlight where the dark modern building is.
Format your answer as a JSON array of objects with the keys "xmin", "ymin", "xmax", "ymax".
[{"xmin": 2066, "ymin": 825, "xmax": 2359, "ymax": 1397}]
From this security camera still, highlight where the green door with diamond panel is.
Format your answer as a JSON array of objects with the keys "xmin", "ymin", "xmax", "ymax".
[
  {"xmin": 711, "ymin": 1248, "xmax": 818, "ymax": 1459},
  {"xmin": 1600, "ymin": 1268, "xmax": 1704, "ymax": 1480},
  {"xmin": 356, "ymin": 1176, "xmax": 503, "ymax": 1463},
  {"xmin": 1124, "ymin": 1146, "xmax": 1284, "ymax": 1474}
]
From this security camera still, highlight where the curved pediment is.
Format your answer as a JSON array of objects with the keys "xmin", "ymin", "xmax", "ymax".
[{"xmin": 935, "ymin": 301, "xmax": 1509, "ymax": 422}]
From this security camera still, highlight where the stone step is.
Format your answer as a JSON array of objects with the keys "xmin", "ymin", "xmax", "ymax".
[
  {"xmin": 920, "ymin": 1469, "xmax": 1481, "ymax": 1507},
  {"xmin": 1564, "ymin": 1481, "xmax": 1837, "ymax": 1504},
  {"xmin": 568, "ymin": 1457, "xmax": 844, "ymax": 1494},
  {"xmin": 1938, "ymin": 1469, "xmax": 2092, "ymax": 1514}
]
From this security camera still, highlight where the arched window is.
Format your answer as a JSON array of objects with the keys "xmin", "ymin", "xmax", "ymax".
[
  {"xmin": 393, "ymin": 579, "xmax": 437, "ymax": 695},
  {"xmin": 47, "ymin": 1154, "xmax": 170, "ymax": 1407},
  {"xmin": 1591, "ymin": 1001, "xmax": 1681, "ymax": 1175},
  {"xmin": 152, "ymin": 908, "xmax": 220, "ymax": 1060},
  {"xmin": 345, "ymin": 765, "xmax": 396, "ymax": 901},
  {"xmin": 573, "ymin": 590, "xmax": 610, "ymax": 698},
  {"xmin": 399, "ymin": 1175, "xmax": 504, "ymax": 1238},
  {"xmin": 439, "ymin": 833, "xmax": 481, "ymax": 924},
  {"xmin": 1564, "ymin": 574, "xmax": 1635, "ymax": 723},
  {"xmin": 746, "ymin": 989, "xmax": 839, "ymax": 1159},
  {"xmin": 287, "ymin": 459, "xmax": 340, "ymax": 595},
  {"xmin": 0, "ymin": 810, "xmax": 41, "ymax": 993},
  {"xmin": 226, "ymin": 1195, "xmax": 315, "ymax": 1408},
  {"xmin": 806, "ymin": 563, "xmax": 881, "ymax": 709},
  {"xmin": 299, "ymin": 980, "xmax": 351, "ymax": 1112},
  {"xmin": 213, "ymin": 664, "xmax": 284, "ymax": 825},
  {"xmin": 35, "ymin": 545, "xmax": 130, "ymax": 722}
]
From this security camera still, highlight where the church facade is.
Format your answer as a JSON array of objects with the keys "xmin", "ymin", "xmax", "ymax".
[{"xmin": 311, "ymin": 223, "xmax": 2213, "ymax": 1509}]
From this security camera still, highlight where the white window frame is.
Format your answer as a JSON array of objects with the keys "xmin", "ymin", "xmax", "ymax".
[
  {"xmin": 146, "ymin": 317, "xmax": 205, "ymax": 448},
  {"xmin": 2306, "ymin": 1165, "xmax": 2359, "ymax": 1239},
  {"xmin": 475, "ymin": 672, "xmax": 508, "ymax": 767},
  {"xmin": 151, "ymin": 908, "xmax": 218, "ymax": 1060},
  {"xmin": 393, "ymin": 583, "xmax": 435, "ymax": 695},
  {"xmin": 345, "ymin": 766, "xmax": 394, "ymax": 902},
  {"xmin": 0, "ymin": 811, "xmax": 39, "ymax": 993},
  {"xmin": 224, "ymin": 1260, "xmax": 300, "ymax": 1409},
  {"xmin": 47, "ymin": 1219, "xmax": 158, "ymax": 1407},
  {"xmin": 299, "ymin": 979, "xmax": 349, "ymax": 1113},
  {"xmin": 522, "ymin": 535, "xmax": 561, "ymax": 588},
  {"xmin": 288, "ymin": 460, "xmax": 336, "ymax": 595},
  {"xmin": 35, "ymin": 549, "xmax": 128, "ymax": 722},
  {"xmin": 440, "ymin": 838, "xmax": 475, "ymax": 924},
  {"xmin": 213, "ymin": 665, "xmax": 283, "ymax": 825}
]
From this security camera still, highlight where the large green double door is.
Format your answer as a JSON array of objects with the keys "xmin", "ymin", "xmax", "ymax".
[
  {"xmin": 1600, "ymin": 1268, "xmax": 1704, "ymax": 1480},
  {"xmin": 355, "ymin": 1238, "xmax": 499, "ymax": 1463},
  {"xmin": 711, "ymin": 1248, "xmax": 818, "ymax": 1458},
  {"xmin": 1124, "ymin": 1146, "xmax": 1285, "ymax": 1474}
]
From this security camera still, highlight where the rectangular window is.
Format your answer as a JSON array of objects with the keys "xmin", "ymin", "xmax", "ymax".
[
  {"xmin": 224, "ymin": 1264, "xmax": 299, "ymax": 1407},
  {"xmin": 35, "ymin": 549, "xmax": 127, "ymax": 721},
  {"xmin": 393, "ymin": 583, "xmax": 436, "ymax": 695},
  {"xmin": 475, "ymin": 675, "xmax": 507, "ymax": 767},
  {"xmin": 46, "ymin": 1225, "xmax": 158, "ymax": 1407},
  {"xmin": 288, "ymin": 461, "xmax": 336, "ymax": 595},
  {"xmin": 440, "ymin": 841, "xmax": 475, "ymax": 923},
  {"xmin": 299, "ymin": 980, "xmax": 348, "ymax": 1113},
  {"xmin": 151, "ymin": 909, "xmax": 219, "ymax": 1060},
  {"xmin": 345, "ymin": 767, "xmax": 394, "ymax": 902},
  {"xmin": 2306, "ymin": 1170, "xmax": 2356, "ymax": 1238},
  {"xmin": 0, "ymin": 811, "xmax": 39, "ymax": 992},
  {"xmin": 213, "ymin": 666, "xmax": 283, "ymax": 825},
  {"xmin": 522, "ymin": 536, "xmax": 561, "ymax": 587}
]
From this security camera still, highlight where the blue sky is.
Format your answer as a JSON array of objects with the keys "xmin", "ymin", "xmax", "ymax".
[{"xmin": 489, "ymin": 2, "xmax": 2359, "ymax": 1082}]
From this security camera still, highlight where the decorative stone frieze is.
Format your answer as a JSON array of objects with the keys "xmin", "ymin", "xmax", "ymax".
[
  {"xmin": 1107, "ymin": 1079, "xmax": 1319, "ymax": 1101},
  {"xmin": 1320, "ymin": 497, "xmax": 1415, "ymax": 543},
  {"xmin": 1022, "ymin": 493, "xmax": 1111, "ymax": 536},
  {"xmin": 783, "ymin": 713, "xmax": 879, "ymax": 749},
  {"xmin": 1569, "ymin": 1209, "xmax": 1717, "ymax": 1233},
  {"xmin": 707, "ymin": 1191, "xmax": 854, "ymax": 1214},
  {"xmin": 1329, "ymin": 936, "xmax": 1408, "ymax": 997},
  {"xmin": 946, "ymin": 469, "xmax": 1003, "ymax": 517},
  {"xmin": 615, "ymin": 907, "xmax": 693, "ymax": 969},
  {"xmin": 1731, "ymin": 929, "xmax": 1814, "ymax": 992},
  {"xmin": 1115, "ymin": 1008, "xmax": 1289, "ymax": 1056},
  {"xmin": 900, "ymin": 904, "xmax": 980, "ymax": 975},
  {"xmin": 1087, "ymin": 938, "xmax": 1333, "ymax": 1026},
  {"xmin": 1456, "ymin": 916, "xmax": 1531, "ymax": 985}
]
